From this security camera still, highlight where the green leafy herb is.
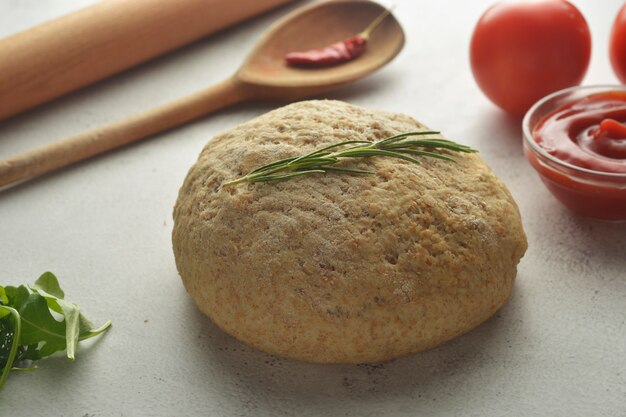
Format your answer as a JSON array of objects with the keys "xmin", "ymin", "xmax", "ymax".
[
  {"xmin": 0, "ymin": 272, "xmax": 111, "ymax": 390},
  {"xmin": 223, "ymin": 131, "xmax": 477, "ymax": 186}
]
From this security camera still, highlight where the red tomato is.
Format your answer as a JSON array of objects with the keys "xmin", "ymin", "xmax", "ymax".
[
  {"xmin": 610, "ymin": 3, "xmax": 626, "ymax": 83},
  {"xmin": 470, "ymin": 0, "xmax": 591, "ymax": 115}
]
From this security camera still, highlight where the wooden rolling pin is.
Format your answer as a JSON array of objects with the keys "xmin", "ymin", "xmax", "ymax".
[{"xmin": 0, "ymin": 0, "xmax": 296, "ymax": 120}]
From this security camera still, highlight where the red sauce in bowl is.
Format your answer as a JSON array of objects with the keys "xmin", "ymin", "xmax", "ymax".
[
  {"xmin": 524, "ymin": 89, "xmax": 626, "ymax": 220},
  {"xmin": 533, "ymin": 92, "xmax": 626, "ymax": 173}
]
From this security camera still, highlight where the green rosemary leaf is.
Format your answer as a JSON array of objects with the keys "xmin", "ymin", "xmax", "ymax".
[
  {"xmin": 249, "ymin": 156, "xmax": 299, "ymax": 174},
  {"xmin": 320, "ymin": 167, "xmax": 374, "ymax": 175},
  {"xmin": 291, "ymin": 140, "xmax": 372, "ymax": 163},
  {"xmin": 386, "ymin": 140, "xmax": 476, "ymax": 152},
  {"xmin": 293, "ymin": 157, "xmax": 339, "ymax": 166},
  {"xmin": 253, "ymin": 170, "xmax": 327, "ymax": 182},
  {"xmin": 223, "ymin": 131, "xmax": 477, "ymax": 186},
  {"xmin": 339, "ymin": 149, "xmax": 422, "ymax": 164},
  {"xmin": 375, "ymin": 131, "xmax": 441, "ymax": 147},
  {"xmin": 393, "ymin": 149, "xmax": 457, "ymax": 162}
]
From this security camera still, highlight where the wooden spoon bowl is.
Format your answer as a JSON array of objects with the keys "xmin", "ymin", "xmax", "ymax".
[
  {"xmin": 0, "ymin": 0, "xmax": 405, "ymax": 188},
  {"xmin": 239, "ymin": 0, "xmax": 405, "ymax": 99}
]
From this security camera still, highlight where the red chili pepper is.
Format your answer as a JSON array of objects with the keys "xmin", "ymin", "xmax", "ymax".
[
  {"xmin": 285, "ymin": 35, "xmax": 367, "ymax": 66},
  {"xmin": 285, "ymin": 7, "xmax": 392, "ymax": 67}
]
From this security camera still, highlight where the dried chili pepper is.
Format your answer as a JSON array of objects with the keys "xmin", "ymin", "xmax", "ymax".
[{"xmin": 285, "ymin": 7, "xmax": 393, "ymax": 67}]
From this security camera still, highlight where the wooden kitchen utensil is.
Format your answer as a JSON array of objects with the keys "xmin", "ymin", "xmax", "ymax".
[
  {"xmin": 0, "ymin": 0, "xmax": 297, "ymax": 120},
  {"xmin": 0, "ymin": 0, "xmax": 404, "ymax": 188}
]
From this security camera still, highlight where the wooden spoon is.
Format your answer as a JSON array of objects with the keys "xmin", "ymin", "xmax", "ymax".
[{"xmin": 0, "ymin": 0, "xmax": 404, "ymax": 188}]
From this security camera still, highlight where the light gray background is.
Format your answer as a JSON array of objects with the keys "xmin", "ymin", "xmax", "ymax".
[{"xmin": 1, "ymin": 1, "xmax": 624, "ymax": 416}]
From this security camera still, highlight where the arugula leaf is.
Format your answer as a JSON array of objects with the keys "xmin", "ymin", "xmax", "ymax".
[
  {"xmin": 31, "ymin": 275, "xmax": 80, "ymax": 359},
  {"xmin": 0, "ymin": 272, "xmax": 111, "ymax": 390},
  {"xmin": 18, "ymin": 293, "xmax": 67, "ymax": 355},
  {"xmin": 4, "ymin": 285, "xmax": 30, "ymax": 311},
  {"xmin": 0, "ymin": 316, "xmax": 15, "ymax": 367},
  {"xmin": 33, "ymin": 272, "xmax": 65, "ymax": 299},
  {"xmin": 0, "ymin": 287, "xmax": 7, "ymax": 305},
  {"xmin": 0, "ymin": 306, "xmax": 21, "ymax": 389}
]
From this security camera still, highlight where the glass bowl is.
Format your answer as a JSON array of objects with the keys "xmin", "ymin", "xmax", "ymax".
[{"xmin": 522, "ymin": 85, "xmax": 626, "ymax": 221}]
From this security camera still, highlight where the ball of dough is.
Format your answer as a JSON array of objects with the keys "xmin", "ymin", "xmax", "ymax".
[{"xmin": 172, "ymin": 100, "xmax": 527, "ymax": 363}]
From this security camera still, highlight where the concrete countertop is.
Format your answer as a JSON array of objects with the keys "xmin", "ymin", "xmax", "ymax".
[{"xmin": 1, "ymin": 1, "xmax": 624, "ymax": 416}]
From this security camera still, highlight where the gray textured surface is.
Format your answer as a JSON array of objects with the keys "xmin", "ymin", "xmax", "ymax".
[{"xmin": 0, "ymin": 1, "xmax": 624, "ymax": 416}]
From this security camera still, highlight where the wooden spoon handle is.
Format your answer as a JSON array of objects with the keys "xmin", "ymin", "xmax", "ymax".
[{"xmin": 0, "ymin": 77, "xmax": 248, "ymax": 188}]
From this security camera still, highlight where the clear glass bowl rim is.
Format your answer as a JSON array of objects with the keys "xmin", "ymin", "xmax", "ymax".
[{"xmin": 522, "ymin": 84, "xmax": 626, "ymax": 181}]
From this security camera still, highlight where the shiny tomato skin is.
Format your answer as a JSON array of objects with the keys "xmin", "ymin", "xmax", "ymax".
[
  {"xmin": 470, "ymin": 0, "xmax": 591, "ymax": 115},
  {"xmin": 610, "ymin": 3, "xmax": 626, "ymax": 83}
]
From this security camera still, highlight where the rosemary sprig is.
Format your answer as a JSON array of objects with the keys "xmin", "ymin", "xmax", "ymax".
[{"xmin": 223, "ymin": 131, "xmax": 477, "ymax": 186}]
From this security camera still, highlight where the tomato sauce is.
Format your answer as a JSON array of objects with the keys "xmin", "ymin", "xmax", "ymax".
[
  {"xmin": 533, "ymin": 91, "xmax": 626, "ymax": 173},
  {"xmin": 527, "ymin": 91, "xmax": 626, "ymax": 220}
]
